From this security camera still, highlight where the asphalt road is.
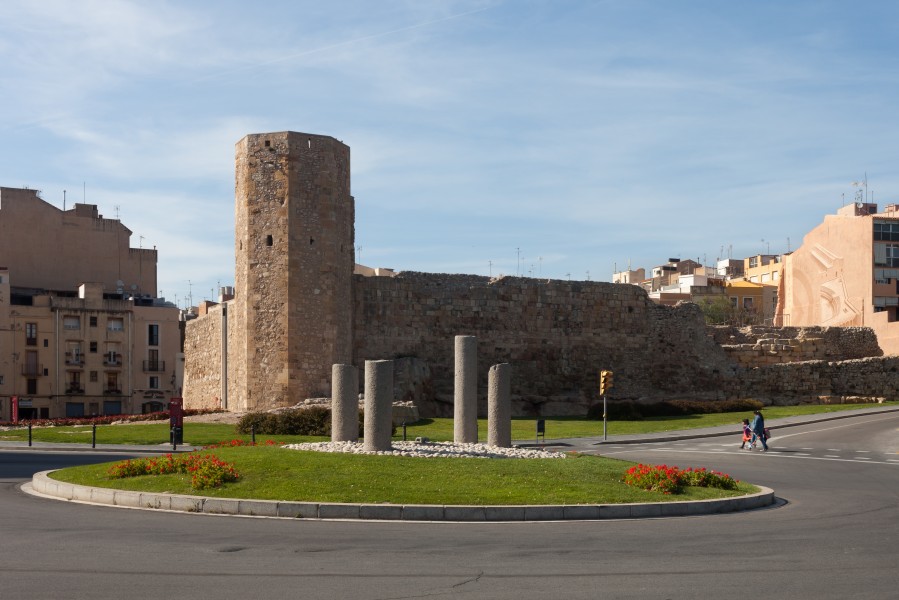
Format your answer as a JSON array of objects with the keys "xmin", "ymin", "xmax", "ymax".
[{"xmin": 1, "ymin": 413, "xmax": 898, "ymax": 600}]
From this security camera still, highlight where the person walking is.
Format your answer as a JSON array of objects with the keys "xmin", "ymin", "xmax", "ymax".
[
  {"xmin": 740, "ymin": 418, "xmax": 753, "ymax": 450},
  {"xmin": 750, "ymin": 410, "xmax": 769, "ymax": 451}
]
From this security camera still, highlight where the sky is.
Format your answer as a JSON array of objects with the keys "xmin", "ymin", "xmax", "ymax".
[{"xmin": 2, "ymin": 0, "xmax": 899, "ymax": 308}]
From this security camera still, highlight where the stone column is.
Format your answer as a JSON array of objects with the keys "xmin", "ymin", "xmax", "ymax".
[
  {"xmin": 454, "ymin": 335, "xmax": 478, "ymax": 444},
  {"xmin": 487, "ymin": 363, "xmax": 512, "ymax": 448},
  {"xmin": 331, "ymin": 364, "xmax": 358, "ymax": 442},
  {"xmin": 363, "ymin": 360, "xmax": 394, "ymax": 452}
]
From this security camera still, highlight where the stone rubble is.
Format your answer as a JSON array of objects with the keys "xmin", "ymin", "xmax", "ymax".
[{"xmin": 282, "ymin": 440, "xmax": 566, "ymax": 459}]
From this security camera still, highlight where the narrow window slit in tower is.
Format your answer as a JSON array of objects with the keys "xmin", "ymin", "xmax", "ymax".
[
  {"xmin": 264, "ymin": 140, "xmax": 270, "ymax": 147},
  {"xmin": 310, "ymin": 238, "xmax": 315, "ymax": 245},
  {"xmin": 266, "ymin": 235, "xmax": 273, "ymax": 246}
]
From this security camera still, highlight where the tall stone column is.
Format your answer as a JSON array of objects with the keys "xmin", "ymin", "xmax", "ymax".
[
  {"xmin": 487, "ymin": 363, "xmax": 512, "ymax": 448},
  {"xmin": 331, "ymin": 364, "xmax": 358, "ymax": 442},
  {"xmin": 454, "ymin": 335, "xmax": 478, "ymax": 444},
  {"xmin": 363, "ymin": 360, "xmax": 394, "ymax": 452}
]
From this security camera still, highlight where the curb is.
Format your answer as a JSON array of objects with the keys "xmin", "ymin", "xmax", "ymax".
[{"xmin": 27, "ymin": 470, "xmax": 775, "ymax": 522}]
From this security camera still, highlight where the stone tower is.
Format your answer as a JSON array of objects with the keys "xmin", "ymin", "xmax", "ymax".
[{"xmin": 232, "ymin": 132, "xmax": 355, "ymax": 411}]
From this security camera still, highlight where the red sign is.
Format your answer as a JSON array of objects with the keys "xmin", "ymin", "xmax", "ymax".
[
  {"xmin": 11, "ymin": 396, "xmax": 18, "ymax": 424},
  {"xmin": 168, "ymin": 398, "xmax": 183, "ymax": 428}
]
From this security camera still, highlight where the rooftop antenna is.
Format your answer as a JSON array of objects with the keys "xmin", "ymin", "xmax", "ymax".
[
  {"xmin": 63, "ymin": 189, "xmax": 66, "ymax": 211},
  {"xmin": 83, "ymin": 181, "xmax": 86, "ymax": 203},
  {"xmin": 488, "ymin": 260, "xmax": 492, "ymax": 277},
  {"xmin": 114, "ymin": 205, "xmax": 121, "ymax": 219},
  {"xmin": 187, "ymin": 280, "xmax": 193, "ymax": 308},
  {"xmin": 538, "ymin": 256, "xmax": 543, "ymax": 276},
  {"xmin": 787, "ymin": 237, "xmax": 791, "ymax": 252},
  {"xmin": 586, "ymin": 270, "xmax": 590, "ymax": 281},
  {"xmin": 516, "ymin": 248, "xmax": 521, "ymax": 276},
  {"xmin": 139, "ymin": 235, "xmax": 145, "ymax": 249}
]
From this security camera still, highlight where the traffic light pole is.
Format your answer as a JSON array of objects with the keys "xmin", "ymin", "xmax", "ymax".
[{"xmin": 603, "ymin": 393, "xmax": 607, "ymax": 441}]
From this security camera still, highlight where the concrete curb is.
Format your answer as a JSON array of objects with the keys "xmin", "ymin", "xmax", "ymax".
[{"xmin": 27, "ymin": 470, "xmax": 775, "ymax": 522}]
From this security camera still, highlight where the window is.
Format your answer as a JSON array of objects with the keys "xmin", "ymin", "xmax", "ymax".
[
  {"xmin": 90, "ymin": 371, "xmax": 98, "ymax": 382},
  {"xmin": 108, "ymin": 318, "xmax": 124, "ymax": 332},
  {"xmin": 106, "ymin": 372, "xmax": 119, "ymax": 393},
  {"xmin": 887, "ymin": 245, "xmax": 899, "ymax": 268},
  {"xmin": 730, "ymin": 297, "xmax": 738, "ymax": 308},
  {"xmin": 25, "ymin": 323, "xmax": 37, "ymax": 345},
  {"xmin": 0, "ymin": 375, "xmax": 4, "ymax": 385},
  {"xmin": 149, "ymin": 376, "xmax": 160, "ymax": 389},
  {"xmin": 874, "ymin": 221, "xmax": 899, "ymax": 241},
  {"xmin": 27, "ymin": 379, "xmax": 37, "ymax": 394},
  {"xmin": 743, "ymin": 297, "xmax": 754, "ymax": 309},
  {"xmin": 63, "ymin": 316, "xmax": 80, "ymax": 330},
  {"xmin": 89, "ymin": 316, "xmax": 97, "ymax": 327},
  {"xmin": 148, "ymin": 324, "xmax": 159, "ymax": 346},
  {"xmin": 90, "ymin": 341, "xmax": 98, "ymax": 353}
]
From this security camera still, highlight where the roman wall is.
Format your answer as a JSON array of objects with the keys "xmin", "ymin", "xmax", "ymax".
[
  {"xmin": 352, "ymin": 272, "xmax": 736, "ymax": 416},
  {"xmin": 710, "ymin": 325, "xmax": 882, "ymax": 367}
]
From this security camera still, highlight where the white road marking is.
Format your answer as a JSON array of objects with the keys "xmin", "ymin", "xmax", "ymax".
[
  {"xmin": 601, "ymin": 448, "xmax": 899, "ymax": 465},
  {"xmin": 824, "ymin": 455, "xmax": 840, "ymax": 458}
]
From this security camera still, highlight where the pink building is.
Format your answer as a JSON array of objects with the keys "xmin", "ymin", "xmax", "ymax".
[{"xmin": 778, "ymin": 202, "xmax": 899, "ymax": 353}]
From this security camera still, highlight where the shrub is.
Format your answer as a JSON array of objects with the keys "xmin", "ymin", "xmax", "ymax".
[
  {"xmin": 236, "ymin": 412, "xmax": 279, "ymax": 434},
  {"xmin": 237, "ymin": 407, "xmax": 395, "ymax": 437}
]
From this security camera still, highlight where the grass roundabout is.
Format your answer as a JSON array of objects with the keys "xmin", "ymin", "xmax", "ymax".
[{"xmin": 49, "ymin": 444, "xmax": 757, "ymax": 506}]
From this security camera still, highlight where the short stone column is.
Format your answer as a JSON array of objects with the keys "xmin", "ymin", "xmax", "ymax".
[
  {"xmin": 363, "ymin": 360, "xmax": 394, "ymax": 452},
  {"xmin": 454, "ymin": 335, "xmax": 478, "ymax": 444},
  {"xmin": 331, "ymin": 364, "xmax": 358, "ymax": 442},
  {"xmin": 487, "ymin": 363, "xmax": 512, "ymax": 447}
]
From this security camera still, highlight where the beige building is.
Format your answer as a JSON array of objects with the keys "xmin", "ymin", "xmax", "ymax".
[
  {"xmin": 778, "ymin": 201, "xmax": 899, "ymax": 352},
  {"xmin": 0, "ymin": 188, "xmax": 181, "ymax": 420},
  {"xmin": 0, "ymin": 187, "xmax": 157, "ymax": 295}
]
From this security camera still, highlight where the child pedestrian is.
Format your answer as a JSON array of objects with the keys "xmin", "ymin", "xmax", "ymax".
[{"xmin": 740, "ymin": 418, "xmax": 753, "ymax": 450}]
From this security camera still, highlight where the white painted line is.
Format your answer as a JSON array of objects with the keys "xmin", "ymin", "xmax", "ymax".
[
  {"xmin": 801, "ymin": 448, "xmax": 814, "ymax": 450},
  {"xmin": 855, "ymin": 450, "xmax": 872, "ymax": 453},
  {"xmin": 773, "ymin": 413, "xmax": 899, "ymax": 441},
  {"xmin": 856, "ymin": 457, "xmax": 871, "ymax": 460},
  {"xmin": 827, "ymin": 449, "xmax": 841, "ymax": 452},
  {"xmin": 824, "ymin": 454, "xmax": 840, "ymax": 458},
  {"xmin": 794, "ymin": 453, "xmax": 810, "ymax": 456}
]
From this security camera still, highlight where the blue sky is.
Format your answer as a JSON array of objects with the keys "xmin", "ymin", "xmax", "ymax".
[{"xmin": 2, "ymin": 0, "xmax": 898, "ymax": 307}]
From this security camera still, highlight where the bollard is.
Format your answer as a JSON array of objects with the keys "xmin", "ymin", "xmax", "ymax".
[
  {"xmin": 402, "ymin": 421, "xmax": 407, "ymax": 441},
  {"xmin": 251, "ymin": 424, "xmax": 256, "ymax": 444},
  {"xmin": 28, "ymin": 423, "xmax": 32, "ymax": 447},
  {"xmin": 92, "ymin": 424, "xmax": 96, "ymax": 449}
]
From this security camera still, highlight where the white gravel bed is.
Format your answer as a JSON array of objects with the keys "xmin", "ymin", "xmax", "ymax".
[{"xmin": 282, "ymin": 440, "xmax": 567, "ymax": 459}]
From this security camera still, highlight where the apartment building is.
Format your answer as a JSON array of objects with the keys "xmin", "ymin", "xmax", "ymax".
[
  {"xmin": 778, "ymin": 201, "xmax": 899, "ymax": 353},
  {"xmin": 0, "ymin": 187, "xmax": 181, "ymax": 420}
]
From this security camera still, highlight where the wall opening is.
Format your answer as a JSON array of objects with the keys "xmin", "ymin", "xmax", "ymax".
[{"xmin": 266, "ymin": 235, "xmax": 273, "ymax": 247}]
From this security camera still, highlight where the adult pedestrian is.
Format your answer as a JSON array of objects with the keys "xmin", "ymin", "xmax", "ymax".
[{"xmin": 750, "ymin": 410, "xmax": 768, "ymax": 451}]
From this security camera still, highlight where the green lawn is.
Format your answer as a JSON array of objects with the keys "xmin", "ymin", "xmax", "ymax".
[
  {"xmin": 1, "ymin": 402, "xmax": 893, "ymax": 446},
  {"xmin": 49, "ymin": 446, "xmax": 756, "ymax": 505}
]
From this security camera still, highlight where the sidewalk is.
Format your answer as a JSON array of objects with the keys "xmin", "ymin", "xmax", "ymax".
[{"xmin": 517, "ymin": 404, "xmax": 899, "ymax": 452}]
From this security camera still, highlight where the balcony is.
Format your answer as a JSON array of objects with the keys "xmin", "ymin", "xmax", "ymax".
[
  {"xmin": 65, "ymin": 353, "xmax": 84, "ymax": 366},
  {"xmin": 66, "ymin": 386, "xmax": 85, "ymax": 395},
  {"xmin": 103, "ymin": 355, "xmax": 123, "ymax": 367},
  {"xmin": 103, "ymin": 388, "xmax": 122, "ymax": 395},
  {"xmin": 142, "ymin": 360, "xmax": 166, "ymax": 372},
  {"xmin": 21, "ymin": 364, "xmax": 44, "ymax": 377}
]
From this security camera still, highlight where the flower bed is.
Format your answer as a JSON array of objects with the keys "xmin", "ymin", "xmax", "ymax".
[
  {"xmin": 107, "ymin": 452, "xmax": 239, "ymax": 490},
  {"xmin": 623, "ymin": 464, "xmax": 738, "ymax": 494}
]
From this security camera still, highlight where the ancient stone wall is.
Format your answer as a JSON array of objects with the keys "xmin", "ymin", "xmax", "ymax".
[
  {"xmin": 182, "ymin": 305, "xmax": 224, "ymax": 411},
  {"xmin": 710, "ymin": 325, "xmax": 882, "ymax": 367},
  {"xmin": 352, "ymin": 273, "xmax": 736, "ymax": 417}
]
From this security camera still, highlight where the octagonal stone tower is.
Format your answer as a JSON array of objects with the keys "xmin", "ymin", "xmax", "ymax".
[{"xmin": 232, "ymin": 132, "xmax": 355, "ymax": 411}]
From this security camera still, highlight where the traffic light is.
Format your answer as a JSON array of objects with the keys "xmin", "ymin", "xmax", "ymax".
[{"xmin": 599, "ymin": 370, "xmax": 614, "ymax": 396}]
